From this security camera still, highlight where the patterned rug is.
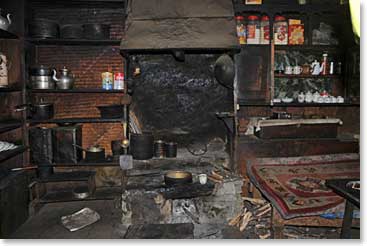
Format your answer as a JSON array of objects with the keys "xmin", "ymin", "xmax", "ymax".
[{"xmin": 247, "ymin": 154, "xmax": 360, "ymax": 219}]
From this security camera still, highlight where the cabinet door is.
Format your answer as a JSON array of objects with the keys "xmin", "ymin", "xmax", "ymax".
[{"xmin": 235, "ymin": 46, "xmax": 270, "ymax": 102}]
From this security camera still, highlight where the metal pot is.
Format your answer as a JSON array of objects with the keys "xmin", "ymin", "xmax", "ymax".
[
  {"xmin": 164, "ymin": 171, "xmax": 193, "ymax": 186},
  {"xmin": 53, "ymin": 67, "xmax": 75, "ymax": 90},
  {"xmin": 0, "ymin": 9, "xmax": 12, "ymax": 31},
  {"xmin": 15, "ymin": 103, "xmax": 54, "ymax": 120},
  {"xmin": 83, "ymin": 24, "xmax": 110, "ymax": 40},
  {"xmin": 74, "ymin": 144, "xmax": 105, "ymax": 162},
  {"xmin": 60, "ymin": 24, "xmax": 83, "ymax": 39},
  {"xmin": 30, "ymin": 65, "xmax": 54, "ymax": 76},
  {"xmin": 29, "ymin": 18, "xmax": 59, "ymax": 39},
  {"xmin": 30, "ymin": 75, "xmax": 56, "ymax": 89},
  {"xmin": 32, "ymin": 103, "xmax": 54, "ymax": 120}
]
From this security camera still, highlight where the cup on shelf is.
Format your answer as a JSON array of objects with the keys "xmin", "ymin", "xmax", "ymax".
[
  {"xmin": 293, "ymin": 65, "xmax": 303, "ymax": 75},
  {"xmin": 284, "ymin": 66, "xmax": 293, "ymax": 75}
]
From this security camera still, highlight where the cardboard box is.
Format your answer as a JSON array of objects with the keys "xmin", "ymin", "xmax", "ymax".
[{"xmin": 288, "ymin": 24, "xmax": 305, "ymax": 45}]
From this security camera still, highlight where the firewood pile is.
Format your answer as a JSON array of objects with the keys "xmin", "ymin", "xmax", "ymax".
[{"xmin": 228, "ymin": 197, "xmax": 272, "ymax": 239}]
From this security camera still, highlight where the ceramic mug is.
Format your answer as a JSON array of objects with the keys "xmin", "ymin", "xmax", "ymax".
[
  {"xmin": 285, "ymin": 66, "xmax": 293, "ymax": 75},
  {"xmin": 198, "ymin": 174, "xmax": 207, "ymax": 185},
  {"xmin": 293, "ymin": 66, "xmax": 303, "ymax": 75}
]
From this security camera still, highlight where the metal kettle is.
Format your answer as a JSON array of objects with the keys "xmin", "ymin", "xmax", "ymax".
[
  {"xmin": 53, "ymin": 67, "xmax": 75, "ymax": 90},
  {"xmin": 0, "ymin": 9, "xmax": 12, "ymax": 31}
]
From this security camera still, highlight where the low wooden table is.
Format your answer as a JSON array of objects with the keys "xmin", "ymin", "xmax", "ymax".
[{"xmin": 325, "ymin": 179, "xmax": 360, "ymax": 239}]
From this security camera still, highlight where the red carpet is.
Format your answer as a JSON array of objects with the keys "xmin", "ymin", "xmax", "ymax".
[{"xmin": 247, "ymin": 154, "xmax": 360, "ymax": 219}]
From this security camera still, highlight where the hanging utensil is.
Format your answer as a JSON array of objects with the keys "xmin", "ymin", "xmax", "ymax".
[{"xmin": 214, "ymin": 54, "xmax": 235, "ymax": 89}]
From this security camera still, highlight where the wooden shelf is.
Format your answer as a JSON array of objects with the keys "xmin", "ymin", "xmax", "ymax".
[
  {"xmin": 234, "ymin": 2, "xmax": 346, "ymax": 14},
  {"xmin": 274, "ymin": 45, "xmax": 342, "ymax": 51},
  {"xmin": 41, "ymin": 159, "xmax": 119, "ymax": 167},
  {"xmin": 0, "ymin": 146, "xmax": 27, "ymax": 163},
  {"xmin": 275, "ymin": 74, "xmax": 341, "ymax": 79},
  {"xmin": 0, "ymin": 86, "xmax": 22, "ymax": 93},
  {"xmin": 238, "ymin": 100, "xmax": 360, "ymax": 107},
  {"xmin": 30, "ymin": 88, "xmax": 125, "ymax": 94},
  {"xmin": 0, "ymin": 120, "xmax": 23, "ymax": 134},
  {"xmin": 0, "ymin": 29, "xmax": 18, "ymax": 39},
  {"xmin": 25, "ymin": 38, "xmax": 121, "ymax": 46},
  {"xmin": 28, "ymin": 117, "xmax": 125, "ymax": 124}
]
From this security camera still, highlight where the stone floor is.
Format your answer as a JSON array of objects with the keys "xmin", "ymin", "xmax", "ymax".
[{"xmin": 9, "ymin": 199, "xmax": 357, "ymax": 239}]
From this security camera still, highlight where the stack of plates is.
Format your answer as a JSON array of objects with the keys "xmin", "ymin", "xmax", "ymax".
[{"xmin": 0, "ymin": 141, "xmax": 18, "ymax": 152}]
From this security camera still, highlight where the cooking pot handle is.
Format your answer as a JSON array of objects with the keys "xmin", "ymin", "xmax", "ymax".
[{"xmin": 14, "ymin": 103, "xmax": 32, "ymax": 112}]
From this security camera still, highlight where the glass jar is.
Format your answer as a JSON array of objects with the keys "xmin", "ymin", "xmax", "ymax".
[
  {"xmin": 260, "ymin": 15, "xmax": 270, "ymax": 44},
  {"xmin": 274, "ymin": 15, "xmax": 288, "ymax": 45},
  {"xmin": 247, "ymin": 15, "xmax": 260, "ymax": 44},
  {"xmin": 235, "ymin": 15, "xmax": 246, "ymax": 45}
]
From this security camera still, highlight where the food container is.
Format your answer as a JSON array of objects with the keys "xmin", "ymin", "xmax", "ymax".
[
  {"xmin": 114, "ymin": 72, "xmax": 124, "ymax": 90},
  {"xmin": 101, "ymin": 72, "xmax": 113, "ymax": 90},
  {"xmin": 154, "ymin": 140, "xmax": 165, "ymax": 158},
  {"xmin": 30, "ymin": 65, "xmax": 54, "ymax": 76},
  {"xmin": 260, "ymin": 15, "xmax": 270, "ymax": 44},
  {"xmin": 165, "ymin": 142, "xmax": 177, "ymax": 158},
  {"xmin": 30, "ymin": 75, "xmax": 56, "ymax": 89},
  {"xmin": 288, "ymin": 24, "xmax": 304, "ymax": 45},
  {"xmin": 247, "ymin": 15, "xmax": 260, "ymax": 44},
  {"xmin": 274, "ymin": 15, "xmax": 288, "ymax": 45},
  {"xmin": 235, "ymin": 16, "xmax": 246, "ymax": 45},
  {"xmin": 0, "ymin": 52, "xmax": 8, "ymax": 88}
]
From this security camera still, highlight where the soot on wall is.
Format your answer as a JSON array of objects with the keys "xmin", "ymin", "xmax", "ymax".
[{"xmin": 130, "ymin": 54, "xmax": 233, "ymax": 144}]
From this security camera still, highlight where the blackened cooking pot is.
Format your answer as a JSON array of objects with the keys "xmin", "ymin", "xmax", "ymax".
[
  {"xmin": 15, "ymin": 103, "xmax": 54, "ymax": 120},
  {"xmin": 130, "ymin": 132, "xmax": 154, "ymax": 160},
  {"xmin": 83, "ymin": 24, "xmax": 110, "ymax": 40},
  {"xmin": 60, "ymin": 24, "xmax": 83, "ymax": 39},
  {"xmin": 29, "ymin": 18, "xmax": 59, "ymax": 39}
]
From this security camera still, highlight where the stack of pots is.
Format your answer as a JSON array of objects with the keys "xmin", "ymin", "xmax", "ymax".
[{"xmin": 30, "ymin": 65, "xmax": 55, "ymax": 89}]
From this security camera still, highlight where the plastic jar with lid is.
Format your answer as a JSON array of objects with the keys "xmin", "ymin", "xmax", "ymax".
[
  {"xmin": 274, "ymin": 15, "xmax": 288, "ymax": 45},
  {"xmin": 235, "ymin": 16, "xmax": 246, "ymax": 44},
  {"xmin": 247, "ymin": 15, "xmax": 260, "ymax": 44},
  {"xmin": 260, "ymin": 15, "xmax": 270, "ymax": 44}
]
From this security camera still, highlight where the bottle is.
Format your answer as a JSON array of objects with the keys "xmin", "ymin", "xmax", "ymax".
[
  {"xmin": 321, "ymin": 53, "xmax": 328, "ymax": 75},
  {"xmin": 260, "ymin": 15, "xmax": 270, "ymax": 44},
  {"xmin": 329, "ymin": 61, "xmax": 334, "ymax": 75}
]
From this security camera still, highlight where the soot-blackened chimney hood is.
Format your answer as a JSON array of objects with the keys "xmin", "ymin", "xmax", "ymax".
[{"xmin": 120, "ymin": 0, "xmax": 240, "ymax": 53}]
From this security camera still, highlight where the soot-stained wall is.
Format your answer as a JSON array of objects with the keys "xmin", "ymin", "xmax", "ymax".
[{"xmin": 130, "ymin": 54, "xmax": 233, "ymax": 144}]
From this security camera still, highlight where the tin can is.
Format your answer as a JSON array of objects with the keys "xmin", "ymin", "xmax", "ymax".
[
  {"xmin": 101, "ymin": 72, "xmax": 113, "ymax": 90},
  {"xmin": 113, "ymin": 72, "xmax": 124, "ymax": 90},
  {"xmin": 274, "ymin": 15, "xmax": 288, "ymax": 45}
]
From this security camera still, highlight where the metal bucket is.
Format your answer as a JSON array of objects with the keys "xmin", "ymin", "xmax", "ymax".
[{"xmin": 130, "ymin": 132, "xmax": 154, "ymax": 160}]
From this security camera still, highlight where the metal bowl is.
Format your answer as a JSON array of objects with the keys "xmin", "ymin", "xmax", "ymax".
[
  {"xmin": 164, "ymin": 170, "xmax": 192, "ymax": 186},
  {"xmin": 72, "ymin": 186, "xmax": 90, "ymax": 199}
]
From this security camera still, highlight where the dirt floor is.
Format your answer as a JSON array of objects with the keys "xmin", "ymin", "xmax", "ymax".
[{"xmin": 9, "ymin": 199, "xmax": 358, "ymax": 239}]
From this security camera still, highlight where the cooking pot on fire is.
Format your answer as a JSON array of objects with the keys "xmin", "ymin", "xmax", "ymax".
[{"xmin": 164, "ymin": 170, "xmax": 193, "ymax": 186}]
